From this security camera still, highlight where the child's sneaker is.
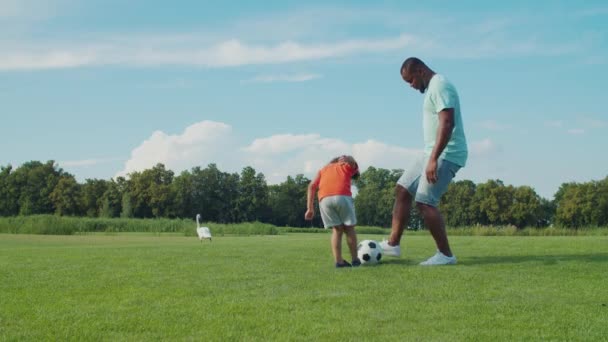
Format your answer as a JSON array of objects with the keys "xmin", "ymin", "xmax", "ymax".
[
  {"xmin": 419, "ymin": 251, "xmax": 457, "ymax": 266},
  {"xmin": 379, "ymin": 239, "xmax": 401, "ymax": 257},
  {"xmin": 335, "ymin": 260, "xmax": 352, "ymax": 268},
  {"xmin": 351, "ymin": 258, "xmax": 361, "ymax": 267}
]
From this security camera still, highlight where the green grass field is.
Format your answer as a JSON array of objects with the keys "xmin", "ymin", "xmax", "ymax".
[{"xmin": 1, "ymin": 233, "xmax": 607, "ymax": 341}]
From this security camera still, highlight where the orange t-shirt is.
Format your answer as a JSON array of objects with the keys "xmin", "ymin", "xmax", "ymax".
[{"xmin": 312, "ymin": 162, "xmax": 358, "ymax": 201}]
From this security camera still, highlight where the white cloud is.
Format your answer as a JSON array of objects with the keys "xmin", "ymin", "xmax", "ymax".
[
  {"xmin": 0, "ymin": 34, "xmax": 415, "ymax": 71},
  {"xmin": 352, "ymin": 140, "xmax": 422, "ymax": 171},
  {"xmin": 242, "ymin": 133, "xmax": 352, "ymax": 183},
  {"xmin": 117, "ymin": 121, "xmax": 426, "ymax": 184},
  {"xmin": 118, "ymin": 121, "xmax": 511, "ymax": 187},
  {"xmin": 470, "ymin": 138, "xmax": 500, "ymax": 157},
  {"xmin": 0, "ymin": 4, "xmax": 597, "ymax": 71},
  {"xmin": 116, "ymin": 121, "xmax": 238, "ymax": 178},
  {"xmin": 241, "ymin": 73, "xmax": 322, "ymax": 84}
]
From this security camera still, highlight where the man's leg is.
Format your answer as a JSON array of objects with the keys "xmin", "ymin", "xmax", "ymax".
[
  {"xmin": 417, "ymin": 202, "xmax": 452, "ymax": 257},
  {"xmin": 388, "ymin": 185, "xmax": 413, "ymax": 246},
  {"xmin": 415, "ymin": 158, "xmax": 461, "ymax": 264}
]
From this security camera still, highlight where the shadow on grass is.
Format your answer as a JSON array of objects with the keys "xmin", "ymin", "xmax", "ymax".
[
  {"xmin": 379, "ymin": 258, "xmax": 419, "ymax": 266},
  {"xmin": 464, "ymin": 253, "xmax": 608, "ymax": 266}
]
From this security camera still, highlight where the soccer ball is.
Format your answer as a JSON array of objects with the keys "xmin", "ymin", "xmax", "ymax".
[{"xmin": 357, "ymin": 239, "xmax": 382, "ymax": 265}]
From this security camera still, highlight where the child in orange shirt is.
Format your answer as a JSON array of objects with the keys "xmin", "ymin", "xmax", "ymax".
[{"xmin": 305, "ymin": 155, "xmax": 361, "ymax": 268}]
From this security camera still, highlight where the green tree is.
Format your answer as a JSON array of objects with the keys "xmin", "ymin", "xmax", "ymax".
[
  {"xmin": 554, "ymin": 179, "xmax": 608, "ymax": 228},
  {"xmin": 171, "ymin": 170, "xmax": 194, "ymax": 219},
  {"xmin": 354, "ymin": 167, "xmax": 398, "ymax": 227},
  {"xmin": 10, "ymin": 161, "xmax": 64, "ymax": 215},
  {"xmin": 555, "ymin": 185, "xmax": 583, "ymax": 228},
  {"xmin": 596, "ymin": 176, "xmax": 608, "ymax": 226},
  {"xmin": 0, "ymin": 165, "xmax": 18, "ymax": 216},
  {"xmin": 509, "ymin": 186, "xmax": 542, "ymax": 228},
  {"xmin": 148, "ymin": 166, "xmax": 175, "ymax": 218},
  {"xmin": 537, "ymin": 197, "xmax": 555, "ymax": 227},
  {"xmin": 472, "ymin": 180, "xmax": 512, "ymax": 225},
  {"xmin": 120, "ymin": 191, "xmax": 134, "ymax": 218},
  {"xmin": 128, "ymin": 163, "xmax": 174, "ymax": 218},
  {"xmin": 81, "ymin": 179, "xmax": 109, "ymax": 217},
  {"xmin": 50, "ymin": 176, "xmax": 82, "ymax": 216},
  {"xmin": 440, "ymin": 180, "xmax": 476, "ymax": 227},
  {"xmin": 99, "ymin": 179, "xmax": 123, "ymax": 218},
  {"xmin": 189, "ymin": 164, "xmax": 240, "ymax": 223},
  {"xmin": 237, "ymin": 166, "xmax": 269, "ymax": 222},
  {"xmin": 268, "ymin": 175, "xmax": 310, "ymax": 227}
]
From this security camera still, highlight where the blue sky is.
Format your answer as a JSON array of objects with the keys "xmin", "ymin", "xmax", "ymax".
[{"xmin": 1, "ymin": 0, "xmax": 607, "ymax": 199}]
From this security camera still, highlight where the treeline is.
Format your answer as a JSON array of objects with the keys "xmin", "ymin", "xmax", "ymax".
[{"xmin": 1, "ymin": 161, "xmax": 607, "ymax": 229}]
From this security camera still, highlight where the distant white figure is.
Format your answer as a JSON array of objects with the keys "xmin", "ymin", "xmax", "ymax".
[{"xmin": 196, "ymin": 214, "xmax": 212, "ymax": 242}]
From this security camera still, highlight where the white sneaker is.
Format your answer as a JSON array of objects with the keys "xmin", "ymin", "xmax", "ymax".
[
  {"xmin": 379, "ymin": 239, "xmax": 401, "ymax": 257},
  {"xmin": 419, "ymin": 251, "xmax": 457, "ymax": 266}
]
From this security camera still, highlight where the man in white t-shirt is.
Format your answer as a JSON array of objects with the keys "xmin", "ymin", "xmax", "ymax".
[{"xmin": 380, "ymin": 57, "xmax": 468, "ymax": 266}]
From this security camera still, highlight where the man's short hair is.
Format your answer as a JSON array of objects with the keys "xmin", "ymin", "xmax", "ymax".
[{"xmin": 401, "ymin": 57, "xmax": 426, "ymax": 75}]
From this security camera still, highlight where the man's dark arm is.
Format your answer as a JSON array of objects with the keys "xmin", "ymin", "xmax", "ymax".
[
  {"xmin": 426, "ymin": 108, "xmax": 454, "ymax": 183},
  {"xmin": 430, "ymin": 108, "xmax": 455, "ymax": 161}
]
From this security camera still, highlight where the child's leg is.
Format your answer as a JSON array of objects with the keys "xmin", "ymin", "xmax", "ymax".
[
  {"xmin": 344, "ymin": 225, "xmax": 358, "ymax": 261},
  {"xmin": 331, "ymin": 226, "xmax": 344, "ymax": 263}
]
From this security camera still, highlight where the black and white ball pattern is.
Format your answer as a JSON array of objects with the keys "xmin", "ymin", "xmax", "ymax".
[{"xmin": 357, "ymin": 239, "xmax": 382, "ymax": 265}]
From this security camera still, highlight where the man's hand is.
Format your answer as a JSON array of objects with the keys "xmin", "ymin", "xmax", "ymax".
[
  {"xmin": 304, "ymin": 209, "xmax": 314, "ymax": 220},
  {"xmin": 425, "ymin": 159, "xmax": 438, "ymax": 184}
]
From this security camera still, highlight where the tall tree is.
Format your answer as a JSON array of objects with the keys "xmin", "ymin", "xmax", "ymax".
[
  {"xmin": 509, "ymin": 186, "xmax": 542, "ymax": 228},
  {"xmin": 440, "ymin": 180, "xmax": 476, "ymax": 227},
  {"xmin": 81, "ymin": 179, "xmax": 109, "ymax": 217},
  {"xmin": 190, "ymin": 164, "xmax": 240, "ymax": 223},
  {"xmin": 11, "ymin": 161, "xmax": 63, "ymax": 215},
  {"xmin": 268, "ymin": 175, "xmax": 310, "ymax": 227},
  {"xmin": 0, "ymin": 165, "xmax": 18, "ymax": 216},
  {"xmin": 596, "ymin": 176, "xmax": 608, "ymax": 226},
  {"xmin": 555, "ymin": 184, "xmax": 585, "ymax": 228},
  {"xmin": 127, "ymin": 163, "xmax": 174, "ymax": 218},
  {"xmin": 99, "ymin": 179, "xmax": 123, "ymax": 218},
  {"xmin": 120, "ymin": 191, "xmax": 134, "ymax": 218},
  {"xmin": 471, "ymin": 180, "xmax": 509, "ymax": 225},
  {"xmin": 171, "ymin": 170, "xmax": 194, "ymax": 219},
  {"xmin": 50, "ymin": 175, "xmax": 82, "ymax": 216},
  {"xmin": 354, "ymin": 167, "xmax": 401, "ymax": 228},
  {"xmin": 237, "ymin": 166, "xmax": 269, "ymax": 222}
]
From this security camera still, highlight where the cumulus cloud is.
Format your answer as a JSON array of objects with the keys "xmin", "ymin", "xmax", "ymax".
[
  {"xmin": 117, "ymin": 121, "xmax": 510, "ymax": 187},
  {"xmin": 352, "ymin": 140, "xmax": 422, "ymax": 170},
  {"xmin": 117, "ymin": 121, "xmax": 426, "ymax": 184},
  {"xmin": 116, "ymin": 121, "xmax": 238, "ymax": 178},
  {"xmin": 0, "ymin": 34, "xmax": 415, "ymax": 71}
]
